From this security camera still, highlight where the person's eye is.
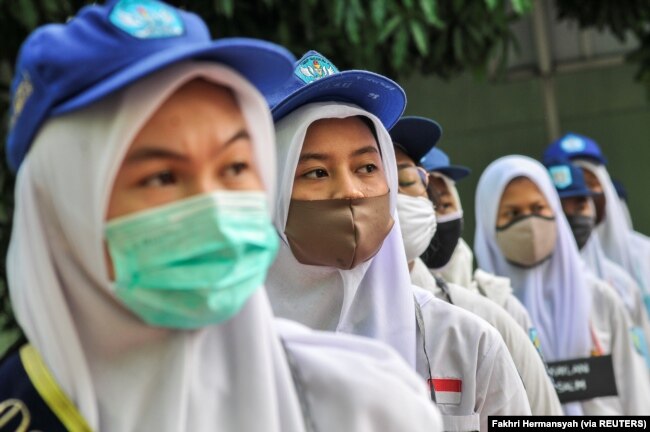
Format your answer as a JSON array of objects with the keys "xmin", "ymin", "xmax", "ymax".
[
  {"xmin": 399, "ymin": 180, "xmax": 417, "ymax": 188},
  {"xmin": 532, "ymin": 204, "xmax": 546, "ymax": 214},
  {"xmin": 140, "ymin": 170, "xmax": 177, "ymax": 187},
  {"xmin": 223, "ymin": 162, "xmax": 250, "ymax": 177},
  {"xmin": 304, "ymin": 168, "xmax": 329, "ymax": 179},
  {"xmin": 505, "ymin": 209, "xmax": 519, "ymax": 219},
  {"xmin": 358, "ymin": 164, "xmax": 378, "ymax": 174}
]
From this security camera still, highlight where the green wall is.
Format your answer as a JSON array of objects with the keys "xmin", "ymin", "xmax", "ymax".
[{"xmin": 402, "ymin": 63, "xmax": 650, "ymax": 249}]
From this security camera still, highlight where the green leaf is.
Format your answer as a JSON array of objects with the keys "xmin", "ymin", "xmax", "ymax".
[
  {"xmin": 371, "ymin": 0, "xmax": 387, "ymax": 26},
  {"xmin": 334, "ymin": 0, "xmax": 346, "ymax": 26},
  {"xmin": 392, "ymin": 27, "xmax": 409, "ymax": 69},
  {"xmin": 485, "ymin": 0, "xmax": 498, "ymax": 12},
  {"xmin": 213, "ymin": 0, "xmax": 234, "ymax": 17},
  {"xmin": 379, "ymin": 15, "xmax": 402, "ymax": 42},
  {"xmin": 510, "ymin": 0, "xmax": 531, "ymax": 15},
  {"xmin": 345, "ymin": 11, "xmax": 361, "ymax": 44},
  {"xmin": 409, "ymin": 19, "xmax": 429, "ymax": 55},
  {"xmin": 419, "ymin": 0, "xmax": 442, "ymax": 27}
]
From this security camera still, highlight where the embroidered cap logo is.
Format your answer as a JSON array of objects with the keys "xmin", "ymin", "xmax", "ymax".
[
  {"xmin": 109, "ymin": 0, "xmax": 184, "ymax": 39},
  {"xmin": 294, "ymin": 54, "xmax": 339, "ymax": 84}
]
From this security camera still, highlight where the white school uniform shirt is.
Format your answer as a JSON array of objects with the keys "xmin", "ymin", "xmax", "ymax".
[
  {"xmin": 8, "ymin": 63, "xmax": 443, "ymax": 431},
  {"xmin": 582, "ymin": 271, "xmax": 650, "ymax": 414},
  {"xmin": 582, "ymin": 235, "xmax": 650, "ymax": 368},
  {"xmin": 413, "ymin": 286, "xmax": 531, "ymax": 432},
  {"xmin": 438, "ymin": 238, "xmax": 535, "ymax": 334},
  {"xmin": 412, "ymin": 258, "xmax": 562, "ymax": 416}
]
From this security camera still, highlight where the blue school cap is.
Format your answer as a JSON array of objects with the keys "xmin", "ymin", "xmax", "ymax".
[
  {"xmin": 6, "ymin": 0, "xmax": 295, "ymax": 172},
  {"xmin": 420, "ymin": 147, "xmax": 471, "ymax": 181},
  {"xmin": 389, "ymin": 116, "xmax": 442, "ymax": 163},
  {"xmin": 542, "ymin": 133, "xmax": 607, "ymax": 166},
  {"xmin": 544, "ymin": 158, "xmax": 596, "ymax": 199},
  {"xmin": 268, "ymin": 50, "xmax": 406, "ymax": 129}
]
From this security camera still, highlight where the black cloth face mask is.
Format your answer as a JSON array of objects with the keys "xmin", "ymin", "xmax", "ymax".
[{"xmin": 420, "ymin": 215, "xmax": 463, "ymax": 269}]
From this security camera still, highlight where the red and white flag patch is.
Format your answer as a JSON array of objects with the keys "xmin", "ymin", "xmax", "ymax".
[{"xmin": 428, "ymin": 378, "xmax": 462, "ymax": 405}]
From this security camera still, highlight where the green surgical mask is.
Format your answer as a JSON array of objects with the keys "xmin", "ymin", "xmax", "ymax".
[{"xmin": 105, "ymin": 190, "xmax": 279, "ymax": 329}]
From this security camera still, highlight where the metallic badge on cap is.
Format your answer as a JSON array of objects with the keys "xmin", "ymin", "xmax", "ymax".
[
  {"xmin": 549, "ymin": 165, "xmax": 573, "ymax": 189},
  {"xmin": 109, "ymin": 0, "xmax": 184, "ymax": 39},
  {"xmin": 294, "ymin": 54, "xmax": 339, "ymax": 84}
]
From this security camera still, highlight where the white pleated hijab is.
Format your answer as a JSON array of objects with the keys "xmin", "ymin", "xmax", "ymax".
[
  {"xmin": 473, "ymin": 156, "xmax": 592, "ymax": 364},
  {"xmin": 575, "ymin": 160, "xmax": 650, "ymax": 293},
  {"xmin": 266, "ymin": 102, "xmax": 417, "ymax": 367},
  {"xmin": 7, "ymin": 62, "xmax": 308, "ymax": 431}
]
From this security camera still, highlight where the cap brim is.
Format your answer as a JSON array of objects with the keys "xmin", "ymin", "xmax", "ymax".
[
  {"xmin": 389, "ymin": 116, "xmax": 442, "ymax": 162},
  {"xmin": 52, "ymin": 38, "xmax": 294, "ymax": 115},
  {"xmin": 430, "ymin": 165, "xmax": 470, "ymax": 181},
  {"xmin": 557, "ymin": 189, "xmax": 598, "ymax": 199},
  {"xmin": 271, "ymin": 70, "xmax": 406, "ymax": 129}
]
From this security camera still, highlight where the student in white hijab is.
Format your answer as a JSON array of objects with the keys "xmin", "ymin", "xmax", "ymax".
[
  {"xmin": 543, "ymin": 133, "xmax": 650, "ymax": 315},
  {"xmin": 545, "ymin": 159, "xmax": 650, "ymax": 369},
  {"xmin": 391, "ymin": 116, "xmax": 562, "ymax": 416},
  {"xmin": 265, "ymin": 52, "xmax": 531, "ymax": 432},
  {"xmin": 474, "ymin": 155, "xmax": 650, "ymax": 415},
  {"xmin": 417, "ymin": 146, "xmax": 535, "ymax": 334},
  {"xmin": 0, "ymin": 3, "xmax": 443, "ymax": 431}
]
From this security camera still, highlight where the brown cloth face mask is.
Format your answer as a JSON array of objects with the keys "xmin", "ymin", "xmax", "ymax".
[{"xmin": 284, "ymin": 192, "xmax": 394, "ymax": 270}]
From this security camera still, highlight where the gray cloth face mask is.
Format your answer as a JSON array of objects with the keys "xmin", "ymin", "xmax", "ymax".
[
  {"xmin": 495, "ymin": 214, "xmax": 557, "ymax": 268},
  {"xmin": 284, "ymin": 192, "xmax": 394, "ymax": 270}
]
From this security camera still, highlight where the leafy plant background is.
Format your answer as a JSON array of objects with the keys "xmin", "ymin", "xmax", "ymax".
[{"xmin": 1, "ymin": 0, "xmax": 648, "ymax": 350}]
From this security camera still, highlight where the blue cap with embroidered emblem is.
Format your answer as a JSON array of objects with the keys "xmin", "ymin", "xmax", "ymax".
[
  {"xmin": 268, "ymin": 50, "xmax": 406, "ymax": 129},
  {"xmin": 6, "ymin": 0, "xmax": 296, "ymax": 172},
  {"xmin": 544, "ymin": 158, "xmax": 596, "ymax": 199},
  {"xmin": 542, "ymin": 132, "xmax": 607, "ymax": 166},
  {"xmin": 419, "ymin": 147, "xmax": 470, "ymax": 181},
  {"xmin": 389, "ymin": 116, "xmax": 442, "ymax": 163}
]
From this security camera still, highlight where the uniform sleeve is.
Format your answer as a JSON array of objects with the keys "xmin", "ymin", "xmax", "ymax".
[
  {"xmin": 279, "ymin": 322, "xmax": 444, "ymax": 432},
  {"xmin": 476, "ymin": 333, "xmax": 531, "ymax": 432}
]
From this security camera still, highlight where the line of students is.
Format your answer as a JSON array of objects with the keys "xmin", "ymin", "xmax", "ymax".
[{"xmin": 1, "ymin": 1, "xmax": 648, "ymax": 430}]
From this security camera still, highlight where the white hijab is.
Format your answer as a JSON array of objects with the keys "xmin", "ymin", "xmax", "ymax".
[
  {"xmin": 7, "ymin": 62, "xmax": 307, "ymax": 431},
  {"xmin": 574, "ymin": 160, "xmax": 650, "ymax": 294},
  {"xmin": 266, "ymin": 103, "xmax": 417, "ymax": 367},
  {"xmin": 473, "ymin": 156, "xmax": 592, "ymax": 364}
]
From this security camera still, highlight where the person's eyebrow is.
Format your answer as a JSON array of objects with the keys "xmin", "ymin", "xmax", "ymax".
[
  {"xmin": 125, "ymin": 128, "xmax": 249, "ymax": 164},
  {"xmin": 397, "ymin": 163, "xmax": 415, "ymax": 169},
  {"xmin": 349, "ymin": 145, "xmax": 379, "ymax": 158},
  {"xmin": 298, "ymin": 152, "xmax": 329, "ymax": 163}
]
